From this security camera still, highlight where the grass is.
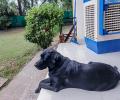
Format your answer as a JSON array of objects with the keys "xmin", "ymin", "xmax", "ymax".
[
  {"xmin": 0, "ymin": 30, "xmax": 39, "ymax": 80},
  {"xmin": 0, "ymin": 25, "xmax": 59, "ymax": 81}
]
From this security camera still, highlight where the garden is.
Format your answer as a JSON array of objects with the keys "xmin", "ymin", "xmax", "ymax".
[
  {"xmin": 0, "ymin": 0, "xmax": 72, "ymax": 91},
  {"xmin": 0, "ymin": 29, "xmax": 38, "ymax": 80}
]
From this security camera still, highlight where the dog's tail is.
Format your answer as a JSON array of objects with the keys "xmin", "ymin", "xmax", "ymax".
[{"xmin": 114, "ymin": 66, "xmax": 120, "ymax": 80}]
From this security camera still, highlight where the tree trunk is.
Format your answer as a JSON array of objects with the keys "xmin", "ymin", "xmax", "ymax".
[
  {"xmin": 23, "ymin": 0, "xmax": 27, "ymax": 15},
  {"xmin": 41, "ymin": 0, "xmax": 47, "ymax": 4},
  {"xmin": 17, "ymin": 0, "xmax": 22, "ymax": 15},
  {"xmin": 31, "ymin": 0, "xmax": 34, "ymax": 7}
]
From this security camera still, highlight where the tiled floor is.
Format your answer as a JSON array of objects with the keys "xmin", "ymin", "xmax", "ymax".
[{"xmin": 37, "ymin": 43, "xmax": 120, "ymax": 100}]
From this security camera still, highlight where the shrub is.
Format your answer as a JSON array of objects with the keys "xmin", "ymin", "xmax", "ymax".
[
  {"xmin": 25, "ymin": 3, "xmax": 64, "ymax": 49},
  {"xmin": 0, "ymin": 15, "xmax": 11, "ymax": 30}
]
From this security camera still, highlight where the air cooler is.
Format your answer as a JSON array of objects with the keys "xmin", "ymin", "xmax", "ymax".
[{"xmin": 84, "ymin": 0, "xmax": 120, "ymax": 54}]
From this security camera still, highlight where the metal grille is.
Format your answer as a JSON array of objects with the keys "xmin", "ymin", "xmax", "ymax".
[
  {"xmin": 104, "ymin": 4, "xmax": 120, "ymax": 33},
  {"xmin": 85, "ymin": 5, "xmax": 95, "ymax": 40}
]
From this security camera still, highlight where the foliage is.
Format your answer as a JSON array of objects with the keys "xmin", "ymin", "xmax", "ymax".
[
  {"xmin": 0, "ymin": 0, "xmax": 8, "ymax": 29},
  {"xmin": 0, "ymin": 0, "xmax": 18, "ymax": 16},
  {"xmin": 0, "ymin": 0, "xmax": 18, "ymax": 29},
  {"xmin": 9, "ymin": 1, "xmax": 19, "ymax": 15},
  {"xmin": 25, "ymin": 3, "xmax": 64, "ymax": 49},
  {"xmin": 41, "ymin": 0, "xmax": 72, "ymax": 10},
  {"xmin": 0, "ymin": 16, "xmax": 11, "ymax": 29},
  {"xmin": 61, "ymin": 0, "xmax": 72, "ymax": 10},
  {"xmin": 0, "ymin": 0, "xmax": 8, "ymax": 16},
  {"xmin": 21, "ymin": 0, "xmax": 31, "ymax": 15},
  {"xmin": 17, "ymin": 0, "xmax": 39, "ymax": 15},
  {"xmin": 41, "ymin": 0, "xmax": 59, "ymax": 4}
]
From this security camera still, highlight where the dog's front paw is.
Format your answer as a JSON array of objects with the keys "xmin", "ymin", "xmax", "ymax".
[
  {"xmin": 35, "ymin": 88, "xmax": 41, "ymax": 93},
  {"xmin": 53, "ymin": 88, "xmax": 60, "ymax": 92}
]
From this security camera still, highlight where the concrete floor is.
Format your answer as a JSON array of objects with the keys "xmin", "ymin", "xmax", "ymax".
[
  {"xmin": 0, "ymin": 51, "xmax": 47, "ymax": 100},
  {"xmin": 38, "ymin": 43, "xmax": 120, "ymax": 100},
  {"xmin": 0, "ymin": 25, "xmax": 71, "ymax": 100}
]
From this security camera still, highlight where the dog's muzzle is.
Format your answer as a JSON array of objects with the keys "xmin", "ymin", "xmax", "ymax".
[{"xmin": 34, "ymin": 61, "xmax": 40, "ymax": 68}]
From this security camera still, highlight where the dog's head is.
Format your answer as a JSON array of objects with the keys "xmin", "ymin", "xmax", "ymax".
[{"xmin": 35, "ymin": 48, "xmax": 62, "ymax": 70}]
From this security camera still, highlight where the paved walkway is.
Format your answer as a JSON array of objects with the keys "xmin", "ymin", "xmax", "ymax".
[{"xmin": 0, "ymin": 51, "xmax": 47, "ymax": 100}]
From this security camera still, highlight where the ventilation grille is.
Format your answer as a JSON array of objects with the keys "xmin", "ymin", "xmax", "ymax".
[
  {"xmin": 104, "ymin": 4, "xmax": 120, "ymax": 33},
  {"xmin": 85, "ymin": 5, "xmax": 95, "ymax": 40}
]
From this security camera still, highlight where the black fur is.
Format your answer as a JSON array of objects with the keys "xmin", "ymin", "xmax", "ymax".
[{"xmin": 35, "ymin": 48, "xmax": 120, "ymax": 93}]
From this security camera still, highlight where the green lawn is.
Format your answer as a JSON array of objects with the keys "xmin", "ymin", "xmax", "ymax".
[{"xmin": 0, "ymin": 30, "xmax": 38, "ymax": 79}]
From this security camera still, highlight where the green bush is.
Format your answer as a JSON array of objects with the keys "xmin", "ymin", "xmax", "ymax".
[
  {"xmin": 0, "ymin": 15, "xmax": 11, "ymax": 30},
  {"xmin": 25, "ymin": 3, "xmax": 64, "ymax": 49}
]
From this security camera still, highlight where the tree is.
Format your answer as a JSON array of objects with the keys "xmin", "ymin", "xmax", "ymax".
[
  {"xmin": 0, "ymin": 0, "xmax": 11, "ymax": 29},
  {"xmin": 0, "ymin": 0, "xmax": 9, "ymax": 15},
  {"xmin": 31, "ymin": 0, "xmax": 39, "ymax": 7},
  {"xmin": 22, "ymin": 0, "xmax": 31, "ymax": 15},
  {"xmin": 17, "ymin": 0, "xmax": 39, "ymax": 15},
  {"xmin": 40, "ymin": 0, "xmax": 72, "ymax": 10},
  {"xmin": 17, "ymin": 0, "xmax": 23, "ymax": 15},
  {"xmin": 9, "ymin": 1, "xmax": 19, "ymax": 15},
  {"xmin": 61, "ymin": 0, "xmax": 72, "ymax": 10},
  {"xmin": 41, "ymin": 0, "xmax": 59, "ymax": 4},
  {"xmin": 31, "ymin": 0, "xmax": 34, "ymax": 7},
  {"xmin": 0, "ymin": 0, "xmax": 19, "ymax": 29}
]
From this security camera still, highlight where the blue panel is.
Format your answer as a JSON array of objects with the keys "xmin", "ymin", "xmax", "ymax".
[
  {"xmin": 107, "ymin": 31, "xmax": 120, "ymax": 35},
  {"xmin": 105, "ymin": 0, "xmax": 120, "ymax": 4},
  {"xmin": 85, "ymin": 38, "xmax": 98, "ymax": 53},
  {"xmin": 85, "ymin": 38, "xmax": 120, "ymax": 54},
  {"xmin": 99, "ymin": 0, "xmax": 104, "ymax": 35},
  {"xmin": 83, "ymin": 0, "xmax": 91, "ymax": 3}
]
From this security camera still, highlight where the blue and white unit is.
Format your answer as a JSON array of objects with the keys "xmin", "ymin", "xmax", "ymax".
[{"xmin": 83, "ymin": 0, "xmax": 120, "ymax": 54}]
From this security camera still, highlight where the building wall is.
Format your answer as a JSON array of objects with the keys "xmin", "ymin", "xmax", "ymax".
[
  {"xmin": 73, "ymin": 0, "xmax": 84, "ymax": 38},
  {"xmin": 74, "ymin": 0, "xmax": 120, "ymax": 41}
]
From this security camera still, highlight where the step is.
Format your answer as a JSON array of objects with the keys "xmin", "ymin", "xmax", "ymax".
[{"xmin": 0, "ymin": 77, "xmax": 8, "ymax": 88}]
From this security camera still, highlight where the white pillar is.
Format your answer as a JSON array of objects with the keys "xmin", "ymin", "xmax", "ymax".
[{"xmin": 73, "ymin": 0, "xmax": 84, "ymax": 38}]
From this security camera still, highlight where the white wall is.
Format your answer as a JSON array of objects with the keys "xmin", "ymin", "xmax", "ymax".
[{"xmin": 73, "ymin": 0, "xmax": 84, "ymax": 38}]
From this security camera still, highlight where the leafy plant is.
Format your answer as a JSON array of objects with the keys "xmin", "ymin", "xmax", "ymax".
[{"xmin": 25, "ymin": 3, "xmax": 64, "ymax": 49}]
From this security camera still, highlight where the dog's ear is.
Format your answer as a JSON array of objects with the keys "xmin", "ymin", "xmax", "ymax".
[
  {"xmin": 51, "ymin": 58, "xmax": 56, "ymax": 64},
  {"xmin": 54, "ymin": 53, "xmax": 61, "ymax": 62},
  {"xmin": 49, "ymin": 52, "xmax": 59, "ymax": 64},
  {"xmin": 43, "ymin": 53, "xmax": 50, "ymax": 61},
  {"xmin": 42, "ymin": 48, "xmax": 58, "ymax": 62}
]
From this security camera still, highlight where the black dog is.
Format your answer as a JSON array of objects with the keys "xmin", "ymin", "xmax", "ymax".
[{"xmin": 35, "ymin": 48, "xmax": 120, "ymax": 93}]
